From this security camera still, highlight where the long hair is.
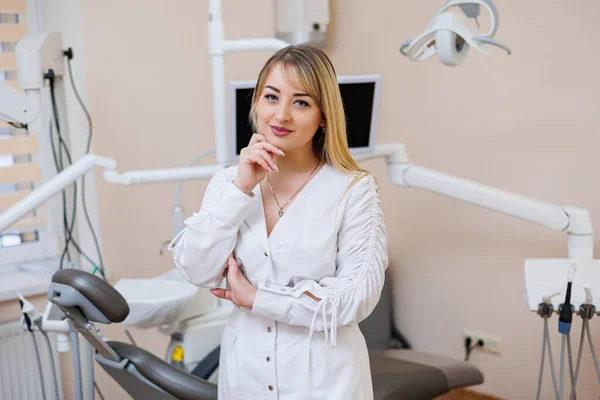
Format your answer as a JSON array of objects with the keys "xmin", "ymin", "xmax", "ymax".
[{"xmin": 249, "ymin": 44, "xmax": 368, "ymax": 186}]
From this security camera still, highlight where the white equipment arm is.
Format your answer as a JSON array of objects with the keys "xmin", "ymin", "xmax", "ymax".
[
  {"xmin": 103, "ymin": 165, "xmax": 224, "ymax": 185},
  {"xmin": 9, "ymin": 142, "xmax": 586, "ymax": 259},
  {"xmin": 0, "ymin": 155, "xmax": 116, "ymax": 233},
  {"xmin": 4, "ymin": 142, "xmax": 589, "ymax": 254},
  {"xmin": 356, "ymin": 143, "xmax": 594, "ymax": 261},
  {"xmin": 0, "ymin": 154, "xmax": 227, "ymax": 232},
  {"xmin": 208, "ymin": 0, "xmax": 289, "ymax": 166},
  {"xmin": 0, "ymin": 83, "xmax": 38, "ymax": 125}
]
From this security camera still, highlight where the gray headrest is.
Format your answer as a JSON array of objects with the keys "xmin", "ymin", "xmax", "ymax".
[{"xmin": 49, "ymin": 269, "xmax": 129, "ymax": 323}]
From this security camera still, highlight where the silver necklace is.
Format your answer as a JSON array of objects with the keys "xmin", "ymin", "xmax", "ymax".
[{"xmin": 266, "ymin": 161, "xmax": 321, "ymax": 217}]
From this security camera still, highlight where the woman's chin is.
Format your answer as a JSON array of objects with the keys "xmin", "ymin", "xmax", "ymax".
[{"xmin": 265, "ymin": 132, "xmax": 289, "ymax": 147}]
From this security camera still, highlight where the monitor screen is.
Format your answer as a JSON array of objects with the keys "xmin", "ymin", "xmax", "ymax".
[{"xmin": 228, "ymin": 74, "xmax": 381, "ymax": 161}]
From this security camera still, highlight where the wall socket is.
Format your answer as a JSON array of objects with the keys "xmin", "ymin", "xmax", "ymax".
[{"xmin": 463, "ymin": 330, "xmax": 502, "ymax": 355}]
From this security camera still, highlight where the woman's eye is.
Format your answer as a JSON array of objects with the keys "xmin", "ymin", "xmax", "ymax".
[
  {"xmin": 264, "ymin": 94, "xmax": 277, "ymax": 101},
  {"xmin": 295, "ymin": 100, "xmax": 309, "ymax": 107}
]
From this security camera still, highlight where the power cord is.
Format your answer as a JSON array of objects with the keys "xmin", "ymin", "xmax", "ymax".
[
  {"xmin": 44, "ymin": 68, "xmax": 77, "ymax": 269},
  {"xmin": 63, "ymin": 47, "xmax": 106, "ymax": 279},
  {"xmin": 42, "ymin": 49, "xmax": 106, "ymax": 279},
  {"xmin": 61, "ymin": 47, "xmax": 108, "ymax": 398},
  {"xmin": 36, "ymin": 321, "xmax": 60, "ymax": 400},
  {"xmin": 19, "ymin": 298, "xmax": 47, "ymax": 400},
  {"xmin": 94, "ymin": 381, "xmax": 106, "ymax": 400},
  {"xmin": 10, "ymin": 121, "xmax": 93, "ymax": 269},
  {"xmin": 464, "ymin": 336, "xmax": 484, "ymax": 361}
]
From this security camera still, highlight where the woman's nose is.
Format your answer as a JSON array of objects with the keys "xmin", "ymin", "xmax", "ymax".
[{"xmin": 275, "ymin": 104, "xmax": 291, "ymax": 122}]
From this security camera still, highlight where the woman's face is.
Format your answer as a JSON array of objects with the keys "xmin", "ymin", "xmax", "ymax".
[{"xmin": 254, "ymin": 63, "xmax": 324, "ymax": 152}]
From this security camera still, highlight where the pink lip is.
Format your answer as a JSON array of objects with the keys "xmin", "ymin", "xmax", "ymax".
[{"xmin": 270, "ymin": 125, "xmax": 293, "ymax": 137}]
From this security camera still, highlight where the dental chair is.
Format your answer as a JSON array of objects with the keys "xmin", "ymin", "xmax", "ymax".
[
  {"xmin": 48, "ymin": 269, "xmax": 482, "ymax": 400},
  {"xmin": 359, "ymin": 272, "xmax": 485, "ymax": 399},
  {"xmin": 48, "ymin": 269, "xmax": 218, "ymax": 400}
]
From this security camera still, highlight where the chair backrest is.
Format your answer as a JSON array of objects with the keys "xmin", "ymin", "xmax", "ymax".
[{"xmin": 358, "ymin": 271, "xmax": 411, "ymax": 350}]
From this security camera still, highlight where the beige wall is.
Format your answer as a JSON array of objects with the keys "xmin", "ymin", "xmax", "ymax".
[{"xmin": 45, "ymin": 0, "xmax": 600, "ymax": 398}]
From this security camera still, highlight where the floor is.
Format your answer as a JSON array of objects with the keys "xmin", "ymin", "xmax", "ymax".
[{"xmin": 435, "ymin": 389, "xmax": 502, "ymax": 400}]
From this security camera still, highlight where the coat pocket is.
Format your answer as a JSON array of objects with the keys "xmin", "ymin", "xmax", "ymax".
[{"xmin": 220, "ymin": 326, "xmax": 240, "ymax": 388}]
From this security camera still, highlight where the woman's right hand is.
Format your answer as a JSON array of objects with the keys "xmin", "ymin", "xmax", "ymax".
[{"xmin": 233, "ymin": 133, "xmax": 285, "ymax": 195}]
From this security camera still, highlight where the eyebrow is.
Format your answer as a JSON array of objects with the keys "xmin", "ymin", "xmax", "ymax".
[{"xmin": 265, "ymin": 85, "xmax": 310, "ymax": 97}]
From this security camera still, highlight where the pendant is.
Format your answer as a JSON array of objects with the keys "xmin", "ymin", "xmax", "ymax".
[{"xmin": 278, "ymin": 209, "xmax": 284, "ymax": 217}]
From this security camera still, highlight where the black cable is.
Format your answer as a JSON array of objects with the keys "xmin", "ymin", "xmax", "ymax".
[
  {"xmin": 49, "ymin": 73, "xmax": 78, "ymax": 268},
  {"xmin": 30, "ymin": 331, "xmax": 47, "ymax": 400},
  {"xmin": 8, "ymin": 121, "xmax": 26, "ymax": 129},
  {"xmin": 49, "ymin": 122, "xmax": 74, "ymax": 266},
  {"xmin": 124, "ymin": 328, "xmax": 137, "ymax": 346},
  {"xmin": 544, "ymin": 318, "xmax": 560, "ymax": 400},
  {"xmin": 559, "ymin": 335, "xmax": 566, "ymax": 400},
  {"xmin": 28, "ymin": 120, "xmax": 95, "ymax": 271},
  {"xmin": 20, "ymin": 122, "xmax": 72, "ymax": 264},
  {"xmin": 80, "ymin": 177, "xmax": 105, "ymax": 278},
  {"xmin": 14, "ymin": 123, "xmax": 77, "ymax": 269},
  {"xmin": 67, "ymin": 237, "xmax": 95, "ymax": 266},
  {"xmin": 41, "ymin": 59, "xmax": 105, "ymax": 278},
  {"xmin": 46, "ymin": 69, "xmax": 103, "ymax": 277},
  {"xmin": 584, "ymin": 320, "xmax": 600, "ymax": 383},
  {"xmin": 23, "ymin": 121, "xmax": 94, "ymax": 272},
  {"xmin": 38, "ymin": 124, "xmax": 95, "ymax": 270},
  {"xmin": 566, "ymin": 334, "xmax": 577, "ymax": 400},
  {"xmin": 65, "ymin": 52, "xmax": 92, "ymax": 154},
  {"xmin": 59, "ymin": 183, "xmax": 77, "ymax": 268},
  {"xmin": 45, "ymin": 72, "xmax": 75, "ymax": 268},
  {"xmin": 464, "ymin": 337, "xmax": 484, "ymax": 361},
  {"xmin": 536, "ymin": 318, "xmax": 547, "ymax": 400},
  {"xmin": 41, "ymin": 118, "xmax": 71, "ymax": 266},
  {"xmin": 38, "ymin": 325, "xmax": 60, "ymax": 400},
  {"xmin": 570, "ymin": 319, "xmax": 587, "ymax": 400},
  {"xmin": 94, "ymin": 381, "xmax": 106, "ymax": 400},
  {"xmin": 65, "ymin": 51, "xmax": 105, "ymax": 278}
]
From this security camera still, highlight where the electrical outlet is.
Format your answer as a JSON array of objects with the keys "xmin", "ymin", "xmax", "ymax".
[{"xmin": 463, "ymin": 330, "xmax": 502, "ymax": 355}]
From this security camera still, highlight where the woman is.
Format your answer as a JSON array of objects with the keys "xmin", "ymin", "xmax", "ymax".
[{"xmin": 169, "ymin": 44, "xmax": 388, "ymax": 399}]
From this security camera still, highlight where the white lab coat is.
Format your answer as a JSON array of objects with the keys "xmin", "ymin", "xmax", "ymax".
[{"xmin": 169, "ymin": 163, "xmax": 388, "ymax": 399}]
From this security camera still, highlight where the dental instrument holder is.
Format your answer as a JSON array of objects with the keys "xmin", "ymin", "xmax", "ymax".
[
  {"xmin": 579, "ymin": 304, "xmax": 596, "ymax": 320},
  {"xmin": 538, "ymin": 302, "xmax": 554, "ymax": 319},
  {"xmin": 558, "ymin": 263, "xmax": 576, "ymax": 334},
  {"xmin": 558, "ymin": 304, "xmax": 575, "ymax": 334},
  {"xmin": 580, "ymin": 284, "xmax": 596, "ymax": 319}
]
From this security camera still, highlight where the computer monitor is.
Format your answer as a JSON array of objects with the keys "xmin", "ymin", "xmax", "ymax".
[{"xmin": 228, "ymin": 74, "xmax": 381, "ymax": 161}]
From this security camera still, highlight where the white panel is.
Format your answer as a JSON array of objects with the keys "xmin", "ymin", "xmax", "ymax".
[{"xmin": 525, "ymin": 258, "xmax": 600, "ymax": 311}]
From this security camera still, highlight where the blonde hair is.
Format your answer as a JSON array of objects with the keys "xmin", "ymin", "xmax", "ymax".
[{"xmin": 250, "ymin": 44, "xmax": 368, "ymax": 186}]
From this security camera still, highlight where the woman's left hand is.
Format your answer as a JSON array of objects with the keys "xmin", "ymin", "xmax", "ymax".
[{"xmin": 210, "ymin": 255, "xmax": 258, "ymax": 309}]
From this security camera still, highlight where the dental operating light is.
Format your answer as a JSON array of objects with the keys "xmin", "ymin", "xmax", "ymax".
[{"xmin": 400, "ymin": 0, "xmax": 511, "ymax": 66}]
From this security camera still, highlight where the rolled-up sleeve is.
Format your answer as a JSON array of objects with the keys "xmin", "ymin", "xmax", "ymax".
[
  {"xmin": 250, "ymin": 174, "xmax": 388, "ymax": 349},
  {"xmin": 168, "ymin": 170, "xmax": 256, "ymax": 288}
]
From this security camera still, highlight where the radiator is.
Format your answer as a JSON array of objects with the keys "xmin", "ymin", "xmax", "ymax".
[{"xmin": 0, "ymin": 318, "xmax": 62, "ymax": 400}]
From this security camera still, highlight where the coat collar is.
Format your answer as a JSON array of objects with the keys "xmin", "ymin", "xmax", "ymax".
[
  {"xmin": 243, "ymin": 182, "xmax": 269, "ymax": 252},
  {"xmin": 242, "ymin": 163, "xmax": 329, "ymax": 252}
]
